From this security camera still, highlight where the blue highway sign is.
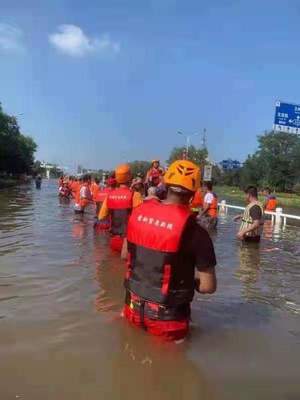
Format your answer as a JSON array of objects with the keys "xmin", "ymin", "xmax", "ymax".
[{"xmin": 274, "ymin": 101, "xmax": 300, "ymax": 134}]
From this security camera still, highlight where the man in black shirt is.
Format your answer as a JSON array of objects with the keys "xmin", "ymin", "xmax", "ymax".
[
  {"xmin": 234, "ymin": 186, "xmax": 264, "ymax": 243},
  {"xmin": 124, "ymin": 160, "xmax": 217, "ymax": 341}
]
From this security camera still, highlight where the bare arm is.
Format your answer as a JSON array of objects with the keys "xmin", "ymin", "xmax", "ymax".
[
  {"xmin": 233, "ymin": 214, "xmax": 242, "ymax": 221},
  {"xmin": 199, "ymin": 202, "xmax": 210, "ymax": 217},
  {"xmin": 98, "ymin": 197, "xmax": 109, "ymax": 220},
  {"xmin": 195, "ymin": 267, "xmax": 217, "ymax": 294},
  {"xmin": 237, "ymin": 219, "xmax": 260, "ymax": 240}
]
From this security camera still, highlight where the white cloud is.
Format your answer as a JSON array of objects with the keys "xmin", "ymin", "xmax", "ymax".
[
  {"xmin": 49, "ymin": 25, "xmax": 120, "ymax": 57},
  {"xmin": 0, "ymin": 23, "xmax": 25, "ymax": 53}
]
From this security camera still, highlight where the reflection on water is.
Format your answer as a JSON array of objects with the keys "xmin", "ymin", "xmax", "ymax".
[{"xmin": 0, "ymin": 181, "xmax": 299, "ymax": 400}]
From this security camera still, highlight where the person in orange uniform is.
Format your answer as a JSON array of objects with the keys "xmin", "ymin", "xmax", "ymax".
[
  {"xmin": 90, "ymin": 177, "xmax": 102, "ymax": 215},
  {"xmin": 98, "ymin": 164, "xmax": 143, "ymax": 252},
  {"xmin": 74, "ymin": 175, "xmax": 92, "ymax": 214},
  {"xmin": 90, "ymin": 177, "xmax": 99, "ymax": 199},
  {"xmin": 123, "ymin": 160, "xmax": 217, "ymax": 341},
  {"xmin": 94, "ymin": 177, "xmax": 117, "ymax": 231},
  {"xmin": 198, "ymin": 182, "xmax": 218, "ymax": 230},
  {"xmin": 263, "ymin": 188, "xmax": 277, "ymax": 212},
  {"xmin": 145, "ymin": 160, "xmax": 164, "ymax": 187},
  {"xmin": 58, "ymin": 181, "xmax": 71, "ymax": 199},
  {"xmin": 70, "ymin": 177, "xmax": 80, "ymax": 199},
  {"xmin": 190, "ymin": 188, "xmax": 204, "ymax": 215}
]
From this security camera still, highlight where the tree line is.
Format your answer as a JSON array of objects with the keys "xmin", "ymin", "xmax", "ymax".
[
  {"xmin": 3, "ymin": 97, "xmax": 298, "ymax": 195},
  {"xmin": 0, "ymin": 103, "xmax": 37, "ymax": 175},
  {"xmin": 220, "ymin": 131, "xmax": 300, "ymax": 193},
  {"xmin": 130, "ymin": 131, "xmax": 300, "ymax": 194}
]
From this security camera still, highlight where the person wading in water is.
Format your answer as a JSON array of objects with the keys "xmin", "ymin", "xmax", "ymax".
[
  {"xmin": 235, "ymin": 186, "xmax": 264, "ymax": 243},
  {"xmin": 123, "ymin": 159, "xmax": 217, "ymax": 342},
  {"xmin": 198, "ymin": 182, "xmax": 218, "ymax": 230},
  {"xmin": 98, "ymin": 164, "xmax": 143, "ymax": 254}
]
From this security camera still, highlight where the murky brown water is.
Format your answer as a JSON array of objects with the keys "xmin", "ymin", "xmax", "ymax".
[{"xmin": 1, "ymin": 181, "xmax": 299, "ymax": 400}]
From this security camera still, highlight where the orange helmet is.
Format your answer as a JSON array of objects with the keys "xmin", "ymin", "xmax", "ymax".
[
  {"xmin": 164, "ymin": 160, "xmax": 200, "ymax": 193},
  {"xmin": 115, "ymin": 163, "xmax": 131, "ymax": 184}
]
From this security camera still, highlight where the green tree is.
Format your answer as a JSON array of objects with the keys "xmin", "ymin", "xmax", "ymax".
[
  {"xmin": 217, "ymin": 168, "xmax": 241, "ymax": 187},
  {"xmin": 15, "ymin": 135, "xmax": 37, "ymax": 174},
  {"xmin": 239, "ymin": 154, "xmax": 263, "ymax": 189},
  {"xmin": 167, "ymin": 145, "xmax": 208, "ymax": 166},
  {"xmin": 240, "ymin": 131, "xmax": 300, "ymax": 191},
  {"xmin": 129, "ymin": 160, "xmax": 151, "ymax": 178},
  {"xmin": 0, "ymin": 103, "xmax": 37, "ymax": 175}
]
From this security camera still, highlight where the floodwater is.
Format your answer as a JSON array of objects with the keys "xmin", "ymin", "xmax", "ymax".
[{"xmin": 0, "ymin": 180, "xmax": 299, "ymax": 400}]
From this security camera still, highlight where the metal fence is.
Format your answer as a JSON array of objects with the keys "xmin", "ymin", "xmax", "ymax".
[{"xmin": 218, "ymin": 200, "xmax": 300, "ymax": 226}]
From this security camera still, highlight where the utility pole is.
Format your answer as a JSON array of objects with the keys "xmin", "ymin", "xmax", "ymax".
[{"xmin": 201, "ymin": 128, "xmax": 207, "ymax": 150}]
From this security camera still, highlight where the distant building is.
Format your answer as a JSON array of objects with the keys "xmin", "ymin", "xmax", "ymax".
[
  {"xmin": 40, "ymin": 162, "xmax": 63, "ymax": 179},
  {"xmin": 219, "ymin": 159, "xmax": 241, "ymax": 171}
]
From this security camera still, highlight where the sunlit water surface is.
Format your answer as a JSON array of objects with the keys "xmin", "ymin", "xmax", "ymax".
[{"xmin": 0, "ymin": 181, "xmax": 299, "ymax": 400}]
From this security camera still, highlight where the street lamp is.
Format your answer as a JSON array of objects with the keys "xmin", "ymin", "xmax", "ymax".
[{"xmin": 177, "ymin": 131, "xmax": 200, "ymax": 156}]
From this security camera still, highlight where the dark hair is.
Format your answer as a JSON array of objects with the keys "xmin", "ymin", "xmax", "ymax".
[
  {"xmin": 203, "ymin": 181, "xmax": 213, "ymax": 191},
  {"xmin": 245, "ymin": 185, "xmax": 258, "ymax": 198},
  {"xmin": 264, "ymin": 187, "xmax": 271, "ymax": 194}
]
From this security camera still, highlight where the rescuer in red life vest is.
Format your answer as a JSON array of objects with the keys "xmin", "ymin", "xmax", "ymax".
[
  {"xmin": 263, "ymin": 187, "xmax": 277, "ymax": 212},
  {"xmin": 145, "ymin": 160, "xmax": 164, "ymax": 187},
  {"xmin": 198, "ymin": 181, "xmax": 218, "ymax": 230},
  {"xmin": 98, "ymin": 164, "xmax": 143, "ymax": 252},
  {"xmin": 93, "ymin": 176, "xmax": 117, "ymax": 231},
  {"xmin": 123, "ymin": 159, "xmax": 217, "ymax": 342},
  {"xmin": 74, "ymin": 175, "xmax": 92, "ymax": 214}
]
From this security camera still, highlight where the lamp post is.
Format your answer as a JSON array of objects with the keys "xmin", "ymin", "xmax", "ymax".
[{"xmin": 177, "ymin": 131, "xmax": 200, "ymax": 158}]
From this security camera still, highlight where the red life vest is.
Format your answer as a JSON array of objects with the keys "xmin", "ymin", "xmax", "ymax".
[
  {"xmin": 125, "ymin": 200, "xmax": 195, "ymax": 312},
  {"xmin": 94, "ymin": 187, "xmax": 110, "ymax": 203},
  {"xmin": 207, "ymin": 193, "xmax": 218, "ymax": 218},
  {"xmin": 265, "ymin": 196, "xmax": 277, "ymax": 211},
  {"xmin": 147, "ymin": 168, "xmax": 162, "ymax": 186},
  {"xmin": 74, "ymin": 184, "xmax": 90, "ymax": 210},
  {"xmin": 150, "ymin": 168, "xmax": 160, "ymax": 178},
  {"xmin": 59, "ymin": 186, "xmax": 71, "ymax": 198},
  {"xmin": 191, "ymin": 189, "xmax": 203, "ymax": 211},
  {"xmin": 107, "ymin": 187, "xmax": 134, "ymax": 236}
]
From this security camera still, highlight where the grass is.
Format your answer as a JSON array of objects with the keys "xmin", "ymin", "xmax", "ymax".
[{"xmin": 215, "ymin": 185, "xmax": 300, "ymax": 210}]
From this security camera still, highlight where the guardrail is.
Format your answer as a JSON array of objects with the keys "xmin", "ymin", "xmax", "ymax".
[{"xmin": 218, "ymin": 200, "xmax": 300, "ymax": 226}]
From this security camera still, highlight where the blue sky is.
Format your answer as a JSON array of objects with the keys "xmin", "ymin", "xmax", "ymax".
[{"xmin": 1, "ymin": 0, "xmax": 300, "ymax": 170}]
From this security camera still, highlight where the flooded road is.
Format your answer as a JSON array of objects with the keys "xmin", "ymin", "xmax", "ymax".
[{"xmin": 0, "ymin": 181, "xmax": 299, "ymax": 400}]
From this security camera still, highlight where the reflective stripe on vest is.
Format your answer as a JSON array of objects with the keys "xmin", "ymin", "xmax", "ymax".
[
  {"xmin": 239, "ymin": 201, "xmax": 264, "ymax": 237},
  {"xmin": 125, "ymin": 200, "xmax": 194, "ymax": 306}
]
